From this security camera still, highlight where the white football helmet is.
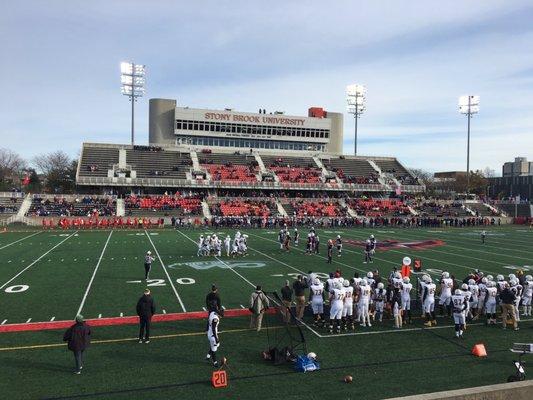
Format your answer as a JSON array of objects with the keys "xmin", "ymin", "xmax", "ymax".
[
  {"xmin": 461, "ymin": 283, "xmax": 468, "ymax": 290},
  {"xmin": 366, "ymin": 272, "xmax": 373, "ymax": 279},
  {"xmin": 455, "ymin": 289, "xmax": 462, "ymax": 295},
  {"xmin": 343, "ymin": 279, "xmax": 350, "ymax": 287},
  {"xmin": 510, "ymin": 279, "xmax": 518, "ymax": 287},
  {"xmin": 481, "ymin": 277, "xmax": 488, "ymax": 284},
  {"xmin": 403, "ymin": 277, "xmax": 410, "ymax": 284},
  {"xmin": 468, "ymin": 279, "xmax": 475, "ymax": 285},
  {"xmin": 486, "ymin": 275, "xmax": 494, "ymax": 281},
  {"xmin": 146, "ymin": 251, "xmax": 152, "ymax": 255},
  {"xmin": 337, "ymin": 235, "xmax": 341, "ymax": 239},
  {"xmin": 394, "ymin": 272, "xmax": 402, "ymax": 279},
  {"xmin": 426, "ymin": 276, "xmax": 433, "ymax": 283},
  {"xmin": 370, "ymin": 234, "xmax": 374, "ymax": 239},
  {"xmin": 313, "ymin": 278, "xmax": 320, "ymax": 285},
  {"xmin": 508, "ymin": 274, "xmax": 516, "ymax": 280},
  {"xmin": 360, "ymin": 279, "xmax": 368, "ymax": 286},
  {"xmin": 377, "ymin": 282, "xmax": 384, "ymax": 289},
  {"xmin": 497, "ymin": 274, "xmax": 504, "ymax": 282},
  {"xmin": 421, "ymin": 274, "xmax": 430, "ymax": 283},
  {"xmin": 442, "ymin": 272, "xmax": 450, "ymax": 279},
  {"xmin": 526, "ymin": 275, "xmax": 533, "ymax": 281}
]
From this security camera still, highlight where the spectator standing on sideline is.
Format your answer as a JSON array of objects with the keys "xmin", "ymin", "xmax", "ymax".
[
  {"xmin": 293, "ymin": 275, "xmax": 308, "ymax": 319},
  {"xmin": 500, "ymin": 283, "xmax": 519, "ymax": 331},
  {"xmin": 206, "ymin": 285, "xmax": 222, "ymax": 313},
  {"xmin": 63, "ymin": 315, "xmax": 91, "ymax": 374},
  {"xmin": 137, "ymin": 288, "xmax": 156, "ymax": 343},
  {"xmin": 249, "ymin": 285, "xmax": 270, "ymax": 331},
  {"xmin": 144, "ymin": 251, "xmax": 155, "ymax": 280},
  {"xmin": 280, "ymin": 280, "xmax": 293, "ymax": 323}
]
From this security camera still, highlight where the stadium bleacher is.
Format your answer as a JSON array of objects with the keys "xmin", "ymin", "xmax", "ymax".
[
  {"xmin": 126, "ymin": 149, "xmax": 191, "ymax": 179},
  {"xmin": 209, "ymin": 198, "xmax": 276, "ymax": 217},
  {"xmin": 284, "ymin": 199, "xmax": 347, "ymax": 217},
  {"xmin": 347, "ymin": 198, "xmax": 410, "ymax": 217},
  {"xmin": 0, "ymin": 196, "xmax": 21, "ymax": 214},
  {"xmin": 414, "ymin": 200, "xmax": 471, "ymax": 217},
  {"xmin": 28, "ymin": 195, "xmax": 116, "ymax": 217},
  {"xmin": 261, "ymin": 155, "xmax": 322, "ymax": 183},
  {"xmin": 321, "ymin": 158, "xmax": 379, "ymax": 184},
  {"xmin": 125, "ymin": 194, "xmax": 202, "ymax": 216},
  {"xmin": 78, "ymin": 146, "xmax": 119, "ymax": 177}
]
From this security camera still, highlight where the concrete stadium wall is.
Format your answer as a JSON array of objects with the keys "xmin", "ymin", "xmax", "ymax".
[{"xmin": 385, "ymin": 380, "xmax": 533, "ymax": 400}]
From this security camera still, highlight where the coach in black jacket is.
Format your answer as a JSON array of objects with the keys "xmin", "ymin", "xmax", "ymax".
[
  {"xmin": 63, "ymin": 315, "xmax": 91, "ymax": 374},
  {"xmin": 137, "ymin": 289, "xmax": 156, "ymax": 343}
]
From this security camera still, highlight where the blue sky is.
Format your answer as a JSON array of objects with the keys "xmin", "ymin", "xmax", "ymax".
[{"xmin": 2, "ymin": 0, "xmax": 533, "ymax": 174}]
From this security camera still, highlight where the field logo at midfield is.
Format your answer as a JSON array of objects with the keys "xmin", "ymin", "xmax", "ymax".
[
  {"xmin": 345, "ymin": 239, "xmax": 445, "ymax": 251},
  {"xmin": 168, "ymin": 261, "xmax": 266, "ymax": 270}
]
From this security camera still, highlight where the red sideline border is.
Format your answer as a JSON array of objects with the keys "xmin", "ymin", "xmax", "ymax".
[{"xmin": 0, "ymin": 308, "xmax": 275, "ymax": 333}]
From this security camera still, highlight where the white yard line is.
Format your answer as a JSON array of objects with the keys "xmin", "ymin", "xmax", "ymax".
[
  {"xmin": 0, "ymin": 231, "xmax": 41, "ymax": 251},
  {"xmin": 0, "ymin": 231, "xmax": 78, "ymax": 291},
  {"xmin": 145, "ymin": 230, "xmax": 187, "ymax": 312},
  {"xmin": 321, "ymin": 317, "xmax": 533, "ymax": 337},
  {"xmin": 75, "ymin": 231, "xmax": 114, "ymax": 316}
]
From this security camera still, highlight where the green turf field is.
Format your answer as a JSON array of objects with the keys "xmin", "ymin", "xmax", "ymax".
[{"xmin": 0, "ymin": 226, "xmax": 532, "ymax": 399}]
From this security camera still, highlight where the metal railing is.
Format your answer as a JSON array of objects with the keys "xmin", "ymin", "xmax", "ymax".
[{"xmin": 77, "ymin": 175, "xmax": 425, "ymax": 193}]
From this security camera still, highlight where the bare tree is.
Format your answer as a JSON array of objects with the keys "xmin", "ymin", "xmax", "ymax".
[
  {"xmin": 32, "ymin": 151, "xmax": 76, "ymax": 193},
  {"xmin": 32, "ymin": 151, "xmax": 72, "ymax": 176},
  {"xmin": 0, "ymin": 148, "xmax": 26, "ymax": 188},
  {"xmin": 482, "ymin": 167, "xmax": 496, "ymax": 178}
]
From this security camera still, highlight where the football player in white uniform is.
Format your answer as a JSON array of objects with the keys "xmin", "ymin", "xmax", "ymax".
[
  {"xmin": 485, "ymin": 281, "xmax": 498, "ymax": 324},
  {"xmin": 206, "ymin": 309, "xmax": 221, "ymax": 367},
  {"xmin": 460, "ymin": 283, "xmax": 471, "ymax": 328},
  {"xmin": 510, "ymin": 278, "xmax": 523, "ymax": 322},
  {"xmin": 342, "ymin": 279, "xmax": 354, "ymax": 330},
  {"xmin": 358, "ymin": 279, "xmax": 372, "ymax": 327},
  {"xmin": 294, "ymin": 228, "xmax": 299, "ymax": 246},
  {"xmin": 522, "ymin": 275, "xmax": 533, "ymax": 316},
  {"xmin": 422, "ymin": 276, "xmax": 437, "ymax": 327},
  {"xmin": 328, "ymin": 281, "xmax": 345, "ymax": 334},
  {"xmin": 392, "ymin": 271, "xmax": 403, "ymax": 291},
  {"xmin": 401, "ymin": 276, "xmax": 413, "ymax": 324},
  {"xmin": 439, "ymin": 272, "xmax": 453, "ymax": 316},
  {"xmin": 373, "ymin": 282, "xmax": 386, "ymax": 322},
  {"xmin": 476, "ymin": 277, "xmax": 488, "ymax": 319},
  {"xmin": 451, "ymin": 289, "xmax": 467, "ymax": 338},
  {"xmin": 310, "ymin": 278, "xmax": 325, "ymax": 327},
  {"xmin": 224, "ymin": 235, "xmax": 231, "ymax": 257},
  {"xmin": 197, "ymin": 235, "xmax": 205, "ymax": 257},
  {"xmin": 467, "ymin": 279, "xmax": 479, "ymax": 320}
]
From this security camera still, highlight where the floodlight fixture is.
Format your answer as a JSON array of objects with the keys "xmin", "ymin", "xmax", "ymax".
[
  {"xmin": 458, "ymin": 94, "xmax": 480, "ymax": 194},
  {"xmin": 120, "ymin": 61, "xmax": 146, "ymax": 145},
  {"xmin": 346, "ymin": 84, "xmax": 367, "ymax": 156}
]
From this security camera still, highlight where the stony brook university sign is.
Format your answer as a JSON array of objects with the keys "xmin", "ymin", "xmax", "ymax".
[
  {"xmin": 204, "ymin": 112, "xmax": 307, "ymax": 127},
  {"xmin": 345, "ymin": 239, "xmax": 446, "ymax": 251},
  {"xmin": 168, "ymin": 261, "xmax": 266, "ymax": 270}
]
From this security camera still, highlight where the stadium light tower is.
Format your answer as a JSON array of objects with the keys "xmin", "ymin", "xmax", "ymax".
[
  {"xmin": 346, "ymin": 84, "xmax": 366, "ymax": 156},
  {"xmin": 121, "ymin": 62, "xmax": 146, "ymax": 145},
  {"xmin": 458, "ymin": 95, "xmax": 480, "ymax": 194}
]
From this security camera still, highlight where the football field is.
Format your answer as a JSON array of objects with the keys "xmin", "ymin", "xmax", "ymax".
[{"xmin": 0, "ymin": 226, "xmax": 532, "ymax": 399}]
